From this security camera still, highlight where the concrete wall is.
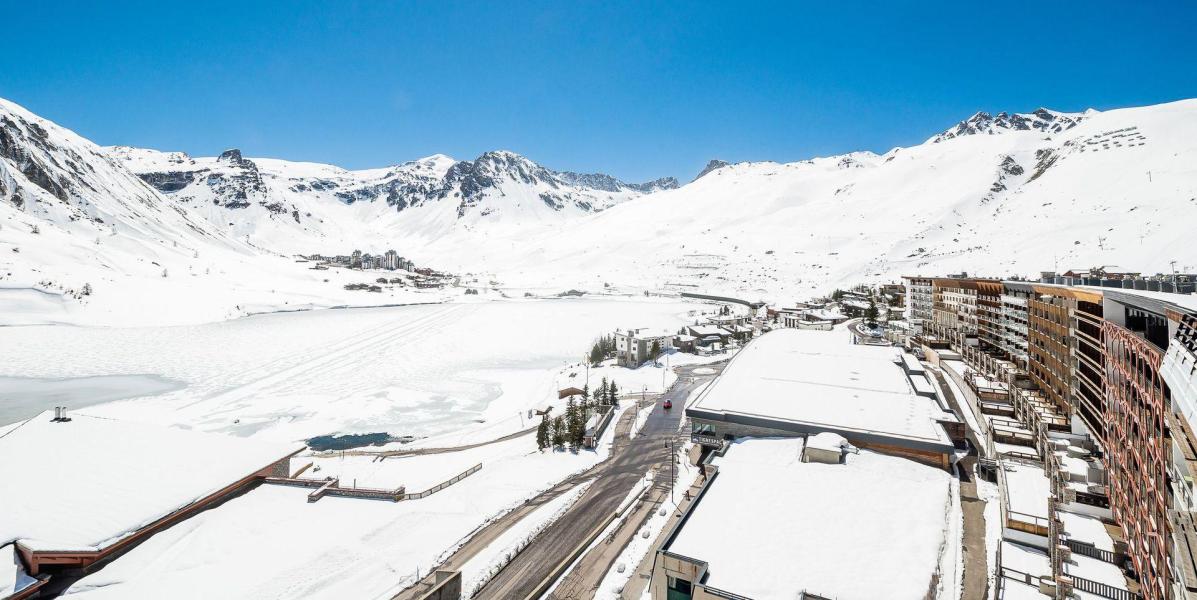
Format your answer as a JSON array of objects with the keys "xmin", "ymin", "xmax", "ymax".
[
  {"xmin": 688, "ymin": 414, "xmax": 953, "ymax": 470},
  {"xmin": 416, "ymin": 570, "xmax": 461, "ymax": 600}
]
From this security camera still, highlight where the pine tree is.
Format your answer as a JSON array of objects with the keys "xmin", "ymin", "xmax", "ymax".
[
  {"xmin": 597, "ymin": 378, "xmax": 609, "ymax": 406},
  {"xmin": 650, "ymin": 340, "xmax": 661, "ymax": 361},
  {"xmin": 589, "ymin": 342, "xmax": 603, "ymax": 365},
  {"xmin": 536, "ymin": 416, "xmax": 549, "ymax": 451},
  {"xmin": 608, "ymin": 380, "xmax": 619, "ymax": 406},
  {"xmin": 865, "ymin": 298, "xmax": 879, "ymax": 325},
  {"xmin": 551, "ymin": 416, "xmax": 566, "ymax": 449},
  {"xmin": 571, "ymin": 404, "xmax": 586, "ymax": 448},
  {"xmin": 564, "ymin": 398, "xmax": 577, "ymax": 432}
]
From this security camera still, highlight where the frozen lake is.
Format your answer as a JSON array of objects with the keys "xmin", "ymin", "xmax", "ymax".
[
  {"xmin": 0, "ymin": 297, "xmax": 705, "ymax": 443},
  {"xmin": 0, "ymin": 374, "xmax": 184, "ymax": 426}
]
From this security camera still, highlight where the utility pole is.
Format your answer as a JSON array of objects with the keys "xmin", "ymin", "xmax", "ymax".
[{"xmin": 666, "ymin": 438, "xmax": 676, "ymax": 504}]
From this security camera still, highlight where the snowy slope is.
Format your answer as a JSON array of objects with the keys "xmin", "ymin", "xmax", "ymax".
[
  {"xmin": 419, "ymin": 99, "xmax": 1197, "ymax": 302},
  {"xmin": 0, "ymin": 98, "xmax": 464, "ymax": 326},
  {"xmin": 4, "ymin": 96, "xmax": 1196, "ymax": 325}
]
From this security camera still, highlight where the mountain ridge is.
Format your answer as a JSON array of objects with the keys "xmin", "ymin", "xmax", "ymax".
[{"xmin": 3, "ymin": 95, "xmax": 1195, "ymax": 326}]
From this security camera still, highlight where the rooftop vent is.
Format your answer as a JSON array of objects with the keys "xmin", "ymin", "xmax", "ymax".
[{"xmin": 51, "ymin": 406, "xmax": 72, "ymax": 423}]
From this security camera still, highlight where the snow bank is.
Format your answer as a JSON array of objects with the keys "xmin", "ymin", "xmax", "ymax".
[{"xmin": 460, "ymin": 480, "xmax": 593, "ymax": 597}]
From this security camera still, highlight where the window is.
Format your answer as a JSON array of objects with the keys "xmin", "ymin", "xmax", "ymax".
[{"xmin": 667, "ymin": 575, "xmax": 693, "ymax": 600}]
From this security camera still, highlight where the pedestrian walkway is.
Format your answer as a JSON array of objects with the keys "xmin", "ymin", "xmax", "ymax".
[{"xmin": 958, "ymin": 459, "xmax": 990, "ymax": 600}]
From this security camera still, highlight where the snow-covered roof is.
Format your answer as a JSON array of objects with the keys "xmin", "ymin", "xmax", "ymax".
[
  {"xmin": 689, "ymin": 329, "xmax": 953, "ymax": 447},
  {"xmin": 0, "ymin": 411, "xmax": 301, "ymax": 552},
  {"xmin": 910, "ymin": 374, "xmax": 936, "ymax": 396},
  {"xmin": 803, "ymin": 308, "xmax": 846, "ymax": 321},
  {"xmin": 1001, "ymin": 459, "xmax": 1051, "ymax": 521},
  {"xmin": 687, "ymin": 325, "xmax": 727, "ymax": 337},
  {"xmin": 667, "ymin": 437, "xmax": 956, "ymax": 599},
  {"xmin": 806, "ymin": 431, "xmax": 847, "ymax": 452}
]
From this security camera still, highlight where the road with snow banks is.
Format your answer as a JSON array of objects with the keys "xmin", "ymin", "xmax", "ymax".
[{"xmin": 473, "ymin": 362, "xmax": 724, "ymax": 600}]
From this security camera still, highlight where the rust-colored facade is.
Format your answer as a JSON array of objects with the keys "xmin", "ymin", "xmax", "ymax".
[{"xmin": 1104, "ymin": 322, "xmax": 1171, "ymax": 600}]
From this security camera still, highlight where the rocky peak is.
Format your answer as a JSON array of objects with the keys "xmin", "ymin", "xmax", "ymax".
[
  {"xmin": 929, "ymin": 108, "xmax": 1090, "ymax": 143},
  {"xmin": 694, "ymin": 159, "xmax": 729, "ymax": 181},
  {"xmin": 554, "ymin": 171, "xmax": 680, "ymax": 194}
]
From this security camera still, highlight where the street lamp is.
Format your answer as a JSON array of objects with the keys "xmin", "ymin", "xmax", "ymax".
[{"xmin": 665, "ymin": 437, "xmax": 675, "ymax": 504}]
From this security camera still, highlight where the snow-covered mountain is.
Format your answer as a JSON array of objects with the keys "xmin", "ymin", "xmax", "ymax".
[
  {"xmin": 928, "ymin": 108, "xmax": 1090, "ymax": 143},
  {"xmin": 108, "ymin": 145, "xmax": 677, "ymax": 253},
  {"xmin": 3, "ymin": 95, "xmax": 1195, "ymax": 325}
]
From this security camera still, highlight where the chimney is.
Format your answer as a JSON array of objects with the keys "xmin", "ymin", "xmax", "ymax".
[{"xmin": 53, "ymin": 406, "xmax": 61, "ymax": 420}]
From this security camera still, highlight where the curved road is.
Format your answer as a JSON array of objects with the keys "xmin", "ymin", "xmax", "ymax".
[{"xmin": 474, "ymin": 362, "xmax": 724, "ymax": 599}]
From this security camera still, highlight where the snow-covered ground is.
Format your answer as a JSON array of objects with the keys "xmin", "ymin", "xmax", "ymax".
[
  {"xmin": 62, "ymin": 427, "xmax": 612, "ymax": 600},
  {"xmin": 0, "ymin": 298, "xmax": 706, "ymax": 443}
]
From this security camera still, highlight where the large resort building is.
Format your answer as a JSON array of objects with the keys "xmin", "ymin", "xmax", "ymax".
[
  {"xmin": 686, "ymin": 328, "xmax": 959, "ymax": 469},
  {"xmin": 904, "ymin": 273, "xmax": 1197, "ymax": 600},
  {"xmin": 651, "ymin": 326, "xmax": 965, "ymax": 599}
]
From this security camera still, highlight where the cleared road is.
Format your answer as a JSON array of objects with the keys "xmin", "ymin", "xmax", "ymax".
[{"xmin": 475, "ymin": 362, "xmax": 724, "ymax": 600}]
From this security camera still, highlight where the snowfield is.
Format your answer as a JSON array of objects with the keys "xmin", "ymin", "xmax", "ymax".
[{"xmin": 0, "ymin": 298, "xmax": 706, "ymax": 443}]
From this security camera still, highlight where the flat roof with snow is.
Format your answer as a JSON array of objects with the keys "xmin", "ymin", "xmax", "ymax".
[
  {"xmin": 0, "ymin": 410, "xmax": 301, "ymax": 554},
  {"xmin": 687, "ymin": 328, "xmax": 954, "ymax": 451},
  {"xmin": 665, "ymin": 437, "xmax": 958, "ymax": 599}
]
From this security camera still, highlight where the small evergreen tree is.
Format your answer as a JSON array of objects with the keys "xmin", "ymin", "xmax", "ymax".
[
  {"xmin": 650, "ymin": 340, "xmax": 661, "ymax": 362},
  {"xmin": 571, "ymin": 405, "xmax": 586, "ymax": 448},
  {"xmin": 865, "ymin": 298, "xmax": 879, "ymax": 325},
  {"xmin": 608, "ymin": 380, "xmax": 619, "ymax": 406},
  {"xmin": 597, "ymin": 378, "xmax": 609, "ymax": 405},
  {"xmin": 589, "ymin": 342, "xmax": 604, "ymax": 365},
  {"xmin": 551, "ymin": 415, "xmax": 566, "ymax": 449},
  {"xmin": 536, "ymin": 416, "xmax": 549, "ymax": 450}
]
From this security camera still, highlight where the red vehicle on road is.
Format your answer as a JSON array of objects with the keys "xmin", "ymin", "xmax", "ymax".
[{"xmin": 663, "ymin": 399, "xmax": 673, "ymax": 409}]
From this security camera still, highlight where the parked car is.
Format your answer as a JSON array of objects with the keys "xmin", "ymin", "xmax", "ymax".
[{"xmin": 663, "ymin": 399, "xmax": 673, "ymax": 409}]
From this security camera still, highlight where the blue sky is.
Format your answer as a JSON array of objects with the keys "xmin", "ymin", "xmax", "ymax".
[{"xmin": 3, "ymin": 1, "xmax": 1195, "ymax": 181}]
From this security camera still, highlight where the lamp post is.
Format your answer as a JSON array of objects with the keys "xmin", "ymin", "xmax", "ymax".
[{"xmin": 665, "ymin": 437, "xmax": 675, "ymax": 504}]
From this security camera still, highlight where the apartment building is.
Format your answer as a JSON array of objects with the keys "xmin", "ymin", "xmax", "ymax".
[
  {"xmin": 933, "ymin": 278, "xmax": 979, "ymax": 337},
  {"xmin": 918, "ymin": 273, "xmax": 1197, "ymax": 600},
  {"xmin": 999, "ymin": 284, "xmax": 1032, "ymax": 368},
  {"xmin": 905, "ymin": 276, "xmax": 934, "ymax": 332}
]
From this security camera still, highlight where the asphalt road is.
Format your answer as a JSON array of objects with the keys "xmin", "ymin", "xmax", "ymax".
[{"xmin": 474, "ymin": 362, "xmax": 724, "ymax": 599}]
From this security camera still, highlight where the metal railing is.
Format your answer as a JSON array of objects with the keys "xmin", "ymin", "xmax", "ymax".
[
  {"xmin": 1066, "ymin": 538, "xmax": 1119, "ymax": 564},
  {"xmin": 405, "ymin": 463, "xmax": 482, "ymax": 499},
  {"xmin": 1069, "ymin": 574, "xmax": 1141, "ymax": 600}
]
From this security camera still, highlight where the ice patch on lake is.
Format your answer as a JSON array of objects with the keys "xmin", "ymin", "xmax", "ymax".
[{"xmin": 0, "ymin": 375, "xmax": 183, "ymax": 426}]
